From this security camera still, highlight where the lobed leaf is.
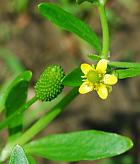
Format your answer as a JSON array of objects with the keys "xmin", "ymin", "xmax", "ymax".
[
  {"xmin": 38, "ymin": 3, "xmax": 101, "ymax": 52},
  {"xmin": 9, "ymin": 145, "xmax": 29, "ymax": 164},
  {"xmin": 24, "ymin": 130, "xmax": 133, "ymax": 162}
]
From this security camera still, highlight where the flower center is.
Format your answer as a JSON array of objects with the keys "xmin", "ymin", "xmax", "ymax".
[{"xmin": 87, "ymin": 70, "xmax": 100, "ymax": 83}]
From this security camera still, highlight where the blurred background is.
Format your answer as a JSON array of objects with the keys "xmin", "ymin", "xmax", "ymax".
[{"xmin": 0, "ymin": 0, "xmax": 140, "ymax": 163}]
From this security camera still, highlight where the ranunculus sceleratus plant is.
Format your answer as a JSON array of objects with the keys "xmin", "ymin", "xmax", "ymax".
[{"xmin": 1, "ymin": 0, "xmax": 140, "ymax": 163}]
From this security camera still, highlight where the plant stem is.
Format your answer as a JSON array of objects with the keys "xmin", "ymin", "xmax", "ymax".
[
  {"xmin": 0, "ymin": 96, "xmax": 38, "ymax": 130},
  {"xmin": 0, "ymin": 87, "xmax": 79, "ymax": 161},
  {"xmin": 98, "ymin": 4, "xmax": 110, "ymax": 59}
]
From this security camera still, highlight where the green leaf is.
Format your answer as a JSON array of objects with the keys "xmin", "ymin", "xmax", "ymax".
[
  {"xmin": 88, "ymin": 54, "xmax": 101, "ymax": 61},
  {"xmin": 9, "ymin": 145, "xmax": 29, "ymax": 164},
  {"xmin": 116, "ymin": 68, "xmax": 140, "ymax": 79},
  {"xmin": 0, "ymin": 48, "xmax": 25, "ymax": 113},
  {"xmin": 0, "ymin": 79, "xmax": 15, "ymax": 113},
  {"xmin": 76, "ymin": 0, "xmax": 98, "ymax": 5},
  {"xmin": 88, "ymin": 54, "xmax": 140, "ymax": 69},
  {"xmin": 38, "ymin": 3, "xmax": 101, "ymax": 52},
  {"xmin": 62, "ymin": 67, "xmax": 83, "ymax": 87},
  {"xmin": 109, "ymin": 61, "xmax": 140, "ymax": 69},
  {"xmin": 24, "ymin": 130, "xmax": 133, "ymax": 162},
  {"xmin": 4, "ymin": 71, "xmax": 32, "ymax": 135},
  {"xmin": 27, "ymin": 155, "xmax": 36, "ymax": 164}
]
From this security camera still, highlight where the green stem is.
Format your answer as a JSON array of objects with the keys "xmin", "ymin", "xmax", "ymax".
[
  {"xmin": 16, "ymin": 88, "xmax": 78, "ymax": 144},
  {"xmin": 0, "ymin": 96, "xmax": 38, "ymax": 130},
  {"xmin": 98, "ymin": 4, "xmax": 110, "ymax": 59},
  {"xmin": 0, "ymin": 87, "xmax": 79, "ymax": 161}
]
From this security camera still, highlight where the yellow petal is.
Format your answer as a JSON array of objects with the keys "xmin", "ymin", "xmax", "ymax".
[
  {"xmin": 96, "ymin": 59, "xmax": 108, "ymax": 74},
  {"xmin": 79, "ymin": 81, "xmax": 94, "ymax": 94},
  {"xmin": 103, "ymin": 74, "xmax": 118, "ymax": 85},
  {"xmin": 97, "ymin": 84, "xmax": 108, "ymax": 100},
  {"xmin": 81, "ymin": 63, "xmax": 93, "ymax": 75}
]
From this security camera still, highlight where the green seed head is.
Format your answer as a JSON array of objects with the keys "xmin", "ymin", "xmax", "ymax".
[
  {"xmin": 35, "ymin": 65, "xmax": 65, "ymax": 101},
  {"xmin": 87, "ymin": 70, "xmax": 100, "ymax": 83}
]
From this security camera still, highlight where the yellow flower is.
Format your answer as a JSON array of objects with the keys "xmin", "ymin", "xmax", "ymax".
[{"xmin": 79, "ymin": 59, "xmax": 118, "ymax": 100}]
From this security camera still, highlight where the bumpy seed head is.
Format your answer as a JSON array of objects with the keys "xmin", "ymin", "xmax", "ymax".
[{"xmin": 35, "ymin": 65, "xmax": 65, "ymax": 101}]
